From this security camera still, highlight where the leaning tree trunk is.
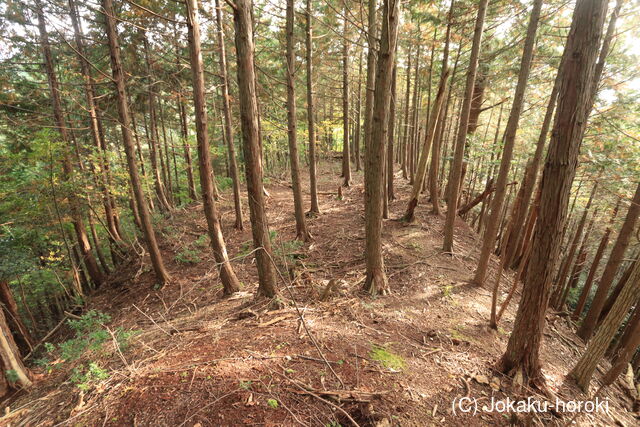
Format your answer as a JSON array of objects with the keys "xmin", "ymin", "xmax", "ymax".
[
  {"xmin": 102, "ymin": 0, "xmax": 170, "ymax": 285},
  {"xmin": 36, "ymin": 0, "xmax": 103, "ymax": 290},
  {"xmin": 0, "ymin": 281, "xmax": 33, "ymax": 356},
  {"xmin": 402, "ymin": 68, "xmax": 450, "ymax": 222},
  {"xmin": 305, "ymin": 0, "xmax": 320, "ymax": 214},
  {"xmin": 284, "ymin": 0, "xmax": 311, "ymax": 241},
  {"xmin": 232, "ymin": 0, "xmax": 278, "ymax": 298},
  {"xmin": 363, "ymin": 0, "xmax": 399, "ymax": 296},
  {"xmin": 215, "ymin": 0, "xmax": 244, "ymax": 229},
  {"xmin": 442, "ymin": 0, "xmax": 489, "ymax": 253},
  {"xmin": 578, "ymin": 182, "xmax": 640, "ymax": 340},
  {"xmin": 185, "ymin": 0, "xmax": 241, "ymax": 295},
  {"xmin": 472, "ymin": 0, "xmax": 542, "ymax": 285},
  {"xmin": 497, "ymin": 0, "xmax": 608, "ymax": 388},
  {"xmin": 0, "ymin": 307, "xmax": 31, "ymax": 397},
  {"xmin": 570, "ymin": 257, "xmax": 640, "ymax": 391}
]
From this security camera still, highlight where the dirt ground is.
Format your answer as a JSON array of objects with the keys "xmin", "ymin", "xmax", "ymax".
[{"xmin": 2, "ymin": 161, "xmax": 638, "ymax": 426}]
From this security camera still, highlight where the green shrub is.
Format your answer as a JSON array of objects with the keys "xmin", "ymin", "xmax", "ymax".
[{"xmin": 175, "ymin": 248, "xmax": 202, "ymax": 264}]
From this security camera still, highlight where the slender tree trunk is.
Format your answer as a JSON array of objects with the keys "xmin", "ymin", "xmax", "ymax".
[
  {"xmin": 215, "ymin": 0, "xmax": 244, "ymax": 229},
  {"xmin": 570, "ymin": 258, "xmax": 640, "ymax": 391},
  {"xmin": 305, "ymin": 0, "xmax": 320, "ymax": 214},
  {"xmin": 185, "ymin": 0, "xmax": 241, "ymax": 295},
  {"xmin": 598, "ymin": 254, "xmax": 639, "ymax": 325},
  {"xmin": 472, "ymin": 0, "xmax": 542, "ymax": 285},
  {"xmin": 363, "ymin": 0, "xmax": 399, "ymax": 296},
  {"xmin": 551, "ymin": 184, "xmax": 597, "ymax": 308},
  {"xmin": 578, "ymin": 182, "xmax": 640, "ymax": 340},
  {"xmin": 497, "ymin": 0, "xmax": 608, "ymax": 387},
  {"xmin": 102, "ymin": 0, "xmax": 170, "ymax": 285},
  {"xmin": 284, "ymin": 0, "xmax": 311, "ymax": 241},
  {"xmin": 401, "ymin": 47, "xmax": 412, "ymax": 180},
  {"xmin": 387, "ymin": 65, "xmax": 396, "ymax": 202},
  {"xmin": 443, "ymin": 0, "xmax": 489, "ymax": 253},
  {"xmin": 355, "ymin": 47, "xmax": 364, "ymax": 172},
  {"xmin": 36, "ymin": 0, "xmax": 103, "ymax": 289},
  {"xmin": 232, "ymin": 0, "xmax": 278, "ymax": 298},
  {"xmin": 341, "ymin": 11, "xmax": 351, "ymax": 186},
  {"xmin": 178, "ymin": 93, "xmax": 198, "ymax": 201}
]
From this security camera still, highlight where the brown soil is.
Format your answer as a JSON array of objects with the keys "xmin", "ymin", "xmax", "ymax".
[{"xmin": 3, "ymin": 161, "xmax": 638, "ymax": 426}]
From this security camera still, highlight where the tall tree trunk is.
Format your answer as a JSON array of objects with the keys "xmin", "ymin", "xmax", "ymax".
[
  {"xmin": 472, "ymin": 0, "xmax": 542, "ymax": 285},
  {"xmin": 387, "ymin": 65, "xmax": 396, "ymax": 202},
  {"xmin": 578, "ymin": 182, "xmax": 640, "ymax": 340},
  {"xmin": 572, "ymin": 200, "xmax": 621, "ymax": 319},
  {"xmin": 401, "ymin": 47, "xmax": 412, "ymax": 180},
  {"xmin": 305, "ymin": 0, "xmax": 320, "ymax": 214},
  {"xmin": 497, "ymin": 0, "xmax": 608, "ymax": 387},
  {"xmin": 232, "ymin": 0, "xmax": 278, "ymax": 298},
  {"xmin": 102, "ymin": 0, "xmax": 170, "ymax": 285},
  {"xmin": 355, "ymin": 47, "xmax": 364, "ymax": 172},
  {"xmin": 341, "ymin": 10, "xmax": 351, "ymax": 187},
  {"xmin": 36, "ymin": 0, "xmax": 103, "ymax": 289},
  {"xmin": 442, "ymin": 0, "xmax": 489, "ymax": 253},
  {"xmin": 185, "ymin": 0, "xmax": 241, "ymax": 295},
  {"xmin": 284, "ymin": 0, "xmax": 311, "ymax": 241},
  {"xmin": 215, "ymin": 0, "xmax": 244, "ymax": 229},
  {"xmin": 570, "ymin": 258, "xmax": 640, "ymax": 390},
  {"xmin": 363, "ymin": 0, "xmax": 399, "ymax": 296},
  {"xmin": 178, "ymin": 92, "xmax": 198, "ymax": 201}
]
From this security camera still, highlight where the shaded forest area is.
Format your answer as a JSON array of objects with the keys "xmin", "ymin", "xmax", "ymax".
[{"xmin": 0, "ymin": 0, "xmax": 640, "ymax": 425}]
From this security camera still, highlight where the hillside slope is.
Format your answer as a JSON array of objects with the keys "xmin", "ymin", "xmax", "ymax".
[{"xmin": 3, "ymin": 162, "xmax": 637, "ymax": 426}]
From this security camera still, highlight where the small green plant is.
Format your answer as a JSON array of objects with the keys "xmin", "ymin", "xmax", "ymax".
[
  {"xmin": 267, "ymin": 398, "xmax": 279, "ymax": 409},
  {"xmin": 216, "ymin": 176, "xmax": 233, "ymax": 191},
  {"xmin": 71, "ymin": 362, "xmax": 109, "ymax": 391},
  {"xmin": 175, "ymin": 248, "xmax": 202, "ymax": 264},
  {"xmin": 369, "ymin": 345, "xmax": 406, "ymax": 371},
  {"xmin": 442, "ymin": 283, "xmax": 453, "ymax": 298},
  {"xmin": 194, "ymin": 234, "xmax": 209, "ymax": 247},
  {"xmin": 239, "ymin": 380, "xmax": 252, "ymax": 390},
  {"xmin": 5, "ymin": 370, "xmax": 19, "ymax": 383},
  {"xmin": 325, "ymin": 422, "xmax": 343, "ymax": 427}
]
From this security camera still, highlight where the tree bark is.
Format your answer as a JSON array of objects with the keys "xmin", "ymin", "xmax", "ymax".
[
  {"xmin": 497, "ymin": 0, "xmax": 608, "ymax": 387},
  {"xmin": 284, "ymin": 0, "xmax": 311, "ymax": 241},
  {"xmin": 0, "ymin": 281, "xmax": 33, "ymax": 356},
  {"xmin": 232, "ymin": 0, "xmax": 278, "ymax": 298},
  {"xmin": 442, "ymin": 0, "xmax": 489, "ymax": 253},
  {"xmin": 102, "ymin": 0, "xmax": 170, "ymax": 285},
  {"xmin": 0, "ymin": 307, "xmax": 31, "ymax": 397},
  {"xmin": 570, "ymin": 257, "xmax": 640, "ymax": 390},
  {"xmin": 362, "ymin": 0, "xmax": 379, "ymax": 178},
  {"xmin": 363, "ymin": 0, "xmax": 399, "ymax": 296},
  {"xmin": 305, "ymin": 0, "xmax": 320, "ymax": 214},
  {"xmin": 472, "ymin": 0, "xmax": 542, "ymax": 285}
]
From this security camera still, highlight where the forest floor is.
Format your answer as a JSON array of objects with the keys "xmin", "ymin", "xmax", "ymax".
[{"xmin": 3, "ymin": 160, "xmax": 639, "ymax": 426}]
